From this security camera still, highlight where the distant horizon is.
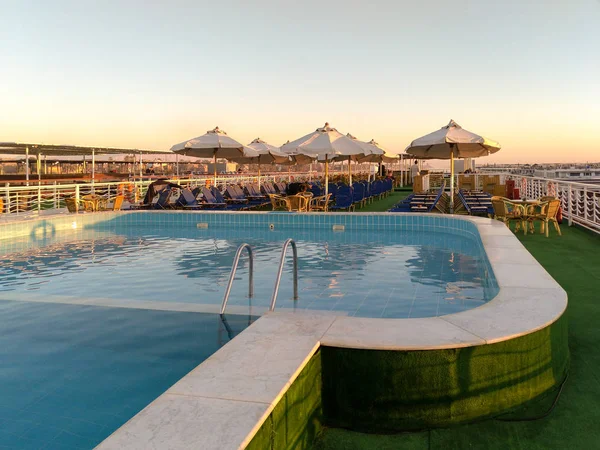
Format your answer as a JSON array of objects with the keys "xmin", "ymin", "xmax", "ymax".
[{"xmin": 2, "ymin": 1, "xmax": 598, "ymax": 164}]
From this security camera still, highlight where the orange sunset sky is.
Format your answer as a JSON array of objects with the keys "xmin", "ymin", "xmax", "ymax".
[{"xmin": 1, "ymin": 1, "xmax": 599, "ymax": 164}]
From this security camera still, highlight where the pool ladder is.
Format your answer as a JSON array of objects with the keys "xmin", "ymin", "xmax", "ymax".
[{"xmin": 220, "ymin": 239, "xmax": 298, "ymax": 315}]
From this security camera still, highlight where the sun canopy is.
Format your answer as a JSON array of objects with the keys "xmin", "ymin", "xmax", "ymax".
[
  {"xmin": 405, "ymin": 120, "xmax": 501, "ymax": 213},
  {"xmin": 281, "ymin": 123, "xmax": 366, "ymax": 162},
  {"xmin": 230, "ymin": 138, "xmax": 291, "ymax": 164},
  {"xmin": 405, "ymin": 120, "xmax": 501, "ymax": 159},
  {"xmin": 282, "ymin": 123, "xmax": 367, "ymax": 194},
  {"xmin": 356, "ymin": 139, "xmax": 398, "ymax": 163},
  {"xmin": 170, "ymin": 126, "xmax": 245, "ymax": 159},
  {"xmin": 171, "ymin": 126, "xmax": 246, "ymax": 183}
]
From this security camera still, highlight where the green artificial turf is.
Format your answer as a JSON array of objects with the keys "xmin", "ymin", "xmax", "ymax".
[
  {"xmin": 355, "ymin": 190, "xmax": 410, "ymax": 213},
  {"xmin": 247, "ymin": 350, "xmax": 323, "ymax": 450},
  {"xmin": 313, "ymin": 223, "xmax": 600, "ymax": 449},
  {"xmin": 321, "ymin": 315, "xmax": 568, "ymax": 432}
]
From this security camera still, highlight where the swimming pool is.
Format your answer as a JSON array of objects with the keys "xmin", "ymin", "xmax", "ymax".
[
  {"xmin": 0, "ymin": 211, "xmax": 502, "ymax": 449},
  {"xmin": 0, "ymin": 212, "xmax": 498, "ymax": 319}
]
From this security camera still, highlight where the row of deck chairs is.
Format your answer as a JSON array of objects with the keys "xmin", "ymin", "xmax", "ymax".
[
  {"xmin": 305, "ymin": 179, "xmax": 393, "ymax": 211},
  {"xmin": 133, "ymin": 182, "xmax": 289, "ymax": 211},
  {"xmin": 388, "ymin": 181, "xmax": 448, "ymax": 213},
  {"xmin": 454, "ymin": 190, "xmax": 493, "ymax": 216}
]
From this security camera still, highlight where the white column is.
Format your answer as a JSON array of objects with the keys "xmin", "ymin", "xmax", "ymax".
[
  {"xmin": 36, "ymin": 152, "xmax": 42, "ymax": 183},
  {"xmin": 92, "ymin": 149, "xmax": 96, "ymax": 191},
  {"xmin": 400, "ymin": 154, "xmax": 404, "ymax": 187},
  {"xmin": 25, "ymin": 146, "xmax": 30, "ymax": 185},
  {"xmin": 450, "ymin": 147, "xmax": 455, "ymax": 213}
]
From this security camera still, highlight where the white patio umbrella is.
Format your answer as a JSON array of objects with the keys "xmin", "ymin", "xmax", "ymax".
[
  {"xmin": 281, "ymin": 123, "xmax": 365, "ymax": 196},
  {"xmin": 353, "ymin": 139, "xmax": 398, "ymax": 177},
  {"xmin": 229, "ymin": 138, "xmax": 290, "ymax": 186},
  {"xmin": 405, "ymin": 120, "xmax": 501, "ymax": 212},
  {"xmin": 278, "ymin": 140, "xmax": 316, "ymax": 182},
  {"xmin": 171, "ymin": 126, "xmax": 245, "ymax": 185},
  {"xmin": 344, "ymin": 134, "xmax": 371, "ymax": 184}
]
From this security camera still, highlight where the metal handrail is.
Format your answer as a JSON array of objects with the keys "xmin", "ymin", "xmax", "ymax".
[
  {"xmin": 269, "ymin": 238, "xmax": 299, "ymax": 311},
  {"xmin": 220, "ymin": 243, "xmax": 254, "ymax": 315}
]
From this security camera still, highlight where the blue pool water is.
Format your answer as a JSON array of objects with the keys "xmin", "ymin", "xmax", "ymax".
[
  {"xmin": 0, "ymin": 217, "xmax": 498, "ymax": 319},
  {"xmin": 0, "ymin": 300, "xmax": 254, "ymax": 449}
]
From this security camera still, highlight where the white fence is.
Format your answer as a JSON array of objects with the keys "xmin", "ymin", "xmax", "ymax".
[
  {"xmin": 488, "ymin": 173, "xmax": 600, "ymax": 234},
  {"xmin": 0, "ymin": 174, "xmax": 294, "ymax": 216}
]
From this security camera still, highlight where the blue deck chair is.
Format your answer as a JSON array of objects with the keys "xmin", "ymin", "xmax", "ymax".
[
  {"xmin": 410, "ymin": 185, "xmax": 446, "ymax": 213},
  {"xmin": 330, "ymin": 185, "xmax": 355, "ymax": 211},
  {"xmin": 275, "ymin": 182, "xmax": 287, "ymax": 194},
  {"xmin": 309, "ymin": 183, "xmax": 322, "ymax": 197},
  {"xmin": 260, "ymin": 182, "xmax": 277, "ymax": 196},
  {"xmin": 225, "ymin": 185, "xmax": 249, "ymax": 203},
  {"xmin": 176, "ymin": 188, "xmax": 205, "ymax": 210},
  {"xmin": 212, "ymin": 186, "xmax": 249, "ymax": 210},
  {"xmin": 361, "ymin": 181, "xmax": 372, "ymax": 203},
  {"xmin": 458, "ymin": 189, "xmax": 492, "ymax": 216},
  {"xmin": 327, "ymin": 183, "xmax": 338, "ymax": 198},
  {"xmin": 152, "ymin": 188, "xmax": 176, "ymax": 209},
  {"xmin": 200, "ymin": 187, "xmax": 227, "ymax": 209},
  {"xmin": 352, "ymin": 182, "xmax": 365, "ymax": 207},
  {"xmin": 371, "ymin": 180, "xmax": 383, "ymax": 199},
  {"xmin": 244, "ymin": 184, "xmax": 269, "ymax": 206},
  {"xmin": 383, "ymin": 179, "xmax": 393, "ymax": 195}
]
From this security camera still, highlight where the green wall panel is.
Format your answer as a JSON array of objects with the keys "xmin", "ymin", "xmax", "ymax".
[
  {"xmin": 321, "ymin": 315, "xmax": 569, "ymax": 432},
  {"xmin": 247, "ymin": 349, "xmax": 323, "ymax": 450}
]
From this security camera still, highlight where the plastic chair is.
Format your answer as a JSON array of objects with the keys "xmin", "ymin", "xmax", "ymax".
[{"xmin": 352, "ymin": 182, "xmax": 365, "ymax": 206}]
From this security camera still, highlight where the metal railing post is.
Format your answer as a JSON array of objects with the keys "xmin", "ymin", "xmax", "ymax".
[
  {"xmin": 4, "ymin": 183, "xmax": 9, "ymax": 214},
  {"xmin": 568, "ymin": 185, "xmax": 573, "ymax": 226},
  {"xmin": 584, "ymin": 186, "xmax": 588, "ymax": 222},
  {"xmin": 53, "ymin": 182, "xmax": 57, "ymax": 209},
  {"xmin": 270, "ymin": 238, "xmax": 299, "ymax": 311}
]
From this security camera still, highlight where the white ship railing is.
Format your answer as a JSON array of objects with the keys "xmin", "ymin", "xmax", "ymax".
[
  {"xmin": 483, "ymin": 173, "xmax": 600, "ymax": 234},
  {"xmin": 0, "ymin": 174, "xmax": 297, "ymax": 216}
]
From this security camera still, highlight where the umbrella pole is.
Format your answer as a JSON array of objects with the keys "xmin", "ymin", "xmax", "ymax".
[
  {"xmin": 91, "ymin": 149, "xmax": 95, "ymax": 193},
  {"xmin": 213, "ymin": 153, "xmax": 217, "ymax": 187},
  {"xmin": 258, "ymin": 164, "xmax": 261, "ymax": 188},
  {"xmin": 348, "ymin": 157, "xmax": 352, "ymax": 185},
  {"xmin": 450, "ymin": 147, "xmax": 455, "ymax": 214},
  {"xmin": 325, "ymin": 156, "xmax": 329, "ymax": 197},
  {"xmin": 288, "ymin": 166, "xmax": 291, "ymax": 183},
  {"xmin": 400, "ymin": 154, "xmax": 404, "ymax": 187}
]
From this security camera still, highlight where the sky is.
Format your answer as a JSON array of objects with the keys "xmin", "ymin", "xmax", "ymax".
[{"xmin": 1, "ymin": 0, "xmax": 599, "ymax": 164}]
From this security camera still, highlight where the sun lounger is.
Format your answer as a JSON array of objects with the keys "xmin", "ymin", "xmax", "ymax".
[
  {"xmin": 201, "ymin": 187, "xmax": 227, "ymax": 209},
  {"xmin": 213, "ymin": 186, "xmax": 249, "ymax": 210}
]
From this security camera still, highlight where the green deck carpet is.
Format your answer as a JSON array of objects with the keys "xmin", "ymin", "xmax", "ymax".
[
  {"xmin": 313, "ymin": 222, "xmax": 600, "ymax": 449},
  {"xmin": 355, "ymin": 190, "xmax": 410, "ymax": 212}
]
